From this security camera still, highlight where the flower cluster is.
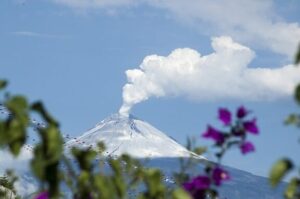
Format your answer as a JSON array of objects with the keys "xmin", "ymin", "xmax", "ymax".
[
  {"xmin": 203, "ymin": 106, "xmax": 258, "ymax": 155},
  {"xmin": 183, "ymin": 167, "xmax": 230, "ymax": 198},
  {"xmin": 183, "ymin": 106, "xmax": 259, "ymax": 199}
]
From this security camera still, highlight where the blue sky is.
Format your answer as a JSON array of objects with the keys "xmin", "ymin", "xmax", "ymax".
[{"xmin": 1, "ymin": 0, "xmax": 300, "ymax": 178}]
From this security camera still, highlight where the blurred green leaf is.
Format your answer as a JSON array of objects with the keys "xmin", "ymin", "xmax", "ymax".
[
  {"xmin": 31, "ymin": 145, "xmax": 45, "ymax": 179},
  {"xmin": 42, "ymin": 126, "xmax": 63, "ymax": 164},
  {"xmin": 93, "ymin": 175, "xmax": 113, "ymax": 199},
  {"xmin": 97, "ymin": 142, "xmax": 106, "ymax": 154},
  {"xmin": 172, "ymin": 188, "xmax": 192, "ymax": 199},
  {"xmin": 31, "ymin": 101, "xmax": 58, "ymax": 127},
  {"xmin": 78, "ymin": 171, "xmax": 89, "ymax": 185},
  {"xmin": 285, "ymin": 177, "xmax": 300, "ymax": 199},
  {"xmin": 186, "ymin": 137, "xmax": 192, "ymax": 150},
  {"xmin": 110, "ymin": 159, "xmax": 122, "ymax": 176},
  {"xmin": 0, "ymin": 121, "xmax": 4, "ymax": 146},
  {"xmin": 285, "ymin": 114, "xmax": 300, "ymax": 126},
  {"xmin": 295, "ymin": 84, "xmax": 300, "ymax": 105},
  {"xmin": 5, "ymin": 96, "xmax": 27, "ymax": 111},
  {"xmin": 193, "ymin": 147, "xmax": 207, "ymax": 155},
  {"xmin": 296, "ymin": 44, "xmax": 300, "ymax": 65},
  {"xmin": 269, "ymin": 159, "xmax": 293, "ymax": 187},
  {"xmin": 72, "ymin": 148, "xmax": 96, "ymax": 171},
  {"xmin": 142, "ymin": 169, "xmax": 166, "ymax": 198},
  {"xmin": 6, "ymin": 118, "xmax": 27, "ymax": 156},
  {"xmin": 0, "ymin": 80, "xmax": 7, "ymax": 90},
  {"xmin": 31, "ymin": 120, "xmax": 63, "ymax": 198}
]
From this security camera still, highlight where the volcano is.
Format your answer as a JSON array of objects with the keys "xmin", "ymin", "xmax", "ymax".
[
  {"xmin": 65, "ymin": 113, "xmax": 202, "ymax": 159},
  {"xmin": 0, "ymin": 112, "xmax": 286, "ymax": 198}
]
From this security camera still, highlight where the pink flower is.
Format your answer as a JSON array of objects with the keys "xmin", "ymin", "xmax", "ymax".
[
  {"xmin": 183, "ymin": 176, "xmax": 210, "ymax": 199},
  {"xmin": 240, "ymin": 141, "xmax": 255, "ymax": 154},
  {"xmin": 243, "ymin": 119, "xmax": 259, "ymax": 134},
  {"xmin": 236, "ymin": 106, "xmax": 248, "ymax": 118},
  {"xmin": 183, "ymin": 176, "xmax": 210, "ymax": 190},
  {"xmin": 202, "ymin": 126, "xmax": 225, "ymax": 145},
  {"xmin": 35, "ymin": 192, "xmax": 48, "ymax": 199},
  {"xmin": 212, "ymin": 167, "xmax": 230, "ymax": 186},
  {"xmin": 218, "ymin": 108, "xmax": 231, "ymax": 126}
]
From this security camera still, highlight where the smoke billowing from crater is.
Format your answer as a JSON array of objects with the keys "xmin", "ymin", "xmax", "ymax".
[{"xmin": 119, "ymin": 36, "xmax": 300, "ymax": 116}]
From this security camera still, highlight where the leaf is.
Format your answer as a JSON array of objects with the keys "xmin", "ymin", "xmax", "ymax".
[
  {"xmin": 5, "ymin": 96, "xmax": 29, "ymax": 127},
  {"xmin": 31, "ymin": 101, "xmax": 58, "ymax": 127},
  {"xmin": 296, "ymin": 44, "xmax": 300, "ymax": 65},
  {"xmin": 193, "ymin": 147, "xmax": 207, "ymax": 155},
  {"xmin": 285, "ymin": 114, "xmax": 300, "ymax": 125},
  {"xmin": 43, "ymin": 125, "xmax": 63, "ymax": 164},
  {"xmin": 72, "ymin": 148, "xmax": 97, "ymax": 171},
  {"xmin": 172, "ymin": 188, "xmax": 192, "ymax": 199},
  {"xmin": 97, "ymin": 142, "xmax": 106, "ymax": 154},
  {"xmin": 269, "ymin": 158, "xmax": 293, "ymax": 187},
  {"xmin": 110, "ymin": 159, "xmax": 122, "ymax": 176},
  {"xmin": 295, "ymin": 84, "xmax": 300, "ymax": 105},
  {"xmin": 93, "ymin": 175, "xmax": 113, "ymax": 199},
  {"xmin": 7, "ymin": 119, "xmax": 27, "ymax": 156},
  {"xmin": 78, "ymin": 171, "xmax": 90, "ymax": 184},
  {"xmin": 186, "ymin": 137, "xmax": 192, "ymax": 150},
  {"xmin": 285, "ymin": 177, "xmax": 300, "ymax": 199},
  {"xmin": 0, "ymin": 121, "xmax": 5, "ymax": 145},
  {"xmin": 6, "ymin": 96, "xmax": 27, "ymax": 110},
  {"xmin": 143, "ymin": 169, "xmax": 165, "ymax": 197},
  {"xmin": 207, "ymin": 189, "xmax": 219, "ymax": 199},
  {"xmin": 31, "ymin": 145, "xmax": 46, "ymax": 179},
  {"xmin": 0, "ymin": 80, "xmax": 7, "ymax": 90}
]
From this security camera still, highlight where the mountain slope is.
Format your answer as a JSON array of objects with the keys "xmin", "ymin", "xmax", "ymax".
[
  {"xmin": 65, "ymin": 114, "xmax": 202, "ymax": 158},
  {"xmin": 0, "ymin": 112, "xmax": 285, "ymax": 199}
]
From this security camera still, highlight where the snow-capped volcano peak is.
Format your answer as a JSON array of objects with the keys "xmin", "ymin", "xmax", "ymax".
[{"xmin": 65, "ymin": 113, "xmax": 202, "ymax": 158}]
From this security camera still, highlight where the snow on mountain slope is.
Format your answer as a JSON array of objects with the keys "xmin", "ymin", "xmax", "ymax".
[{"xmin": 65, "ymin": 114, "xmax": 203, "ymax": 159}]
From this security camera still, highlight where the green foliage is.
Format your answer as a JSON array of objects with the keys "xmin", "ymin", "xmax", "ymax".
[
  {"xmin": 0, "ymin": 80, "xmax": 7, "ymax": 90},
  {"xmin": 31, "ymin": 102, "xmax": 59, "ymax": 127},
  {"xmin": 271, "ymin": 46, "xmax": 300, "ymax": 199},
  {"xmin": 138, "ymin": 169, "xmax": 166, "ymax": 199},
  {"xmin": 269, "ymin": 159, "xmax": 293, "ymax": 187},
  {"xmin": 0, "ymin": 170, "xmax": 20, "ymax": 199},
  {"xmin": 285, "ymin": 114, "xmax": 300, "ymax": 127},
  {"xmin": 29, "ymin": 103, "xmax": 63, "ymax": 198},
  {"xmin": 295, "ymin": 85, "xmax": 300, "ymax": 105},
  {"xmin": 296, "ymin": 44, "xmax": 300, "ymax": 65},
  {"xmin": 172, "ymin": 189, "xmax": 192, "ymax": 199},
  {"xmin": 68, "ymin": 147, "xmax": 185, "ymax": 199},
  {"xmin": 193, "ymin": 147, "xmax": 207, "ymax": 156},
  {"xmin": 285, "ymin": 177, "xmax": 300, "ymax": 199},
  {"xmin": 1, "ymin": 95, "xmax": 29, "ymax": 156}
]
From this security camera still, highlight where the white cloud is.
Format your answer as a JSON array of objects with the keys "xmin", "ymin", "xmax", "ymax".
[
  {"xmin": 52, "ymin": 0, "xmax": 300, "ymax": 58},
  {"xmin": 149, "ymin": 0, "xmax": 300, "ymax": 58},
  {"xmin": 119, "ymin": 36, "xmax": 300, "ymax": 116}
]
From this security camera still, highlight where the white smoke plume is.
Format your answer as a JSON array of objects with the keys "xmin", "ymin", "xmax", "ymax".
[{"xmin": 119, "ymin": 36, "xmax": 300, "ymax": 116}]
